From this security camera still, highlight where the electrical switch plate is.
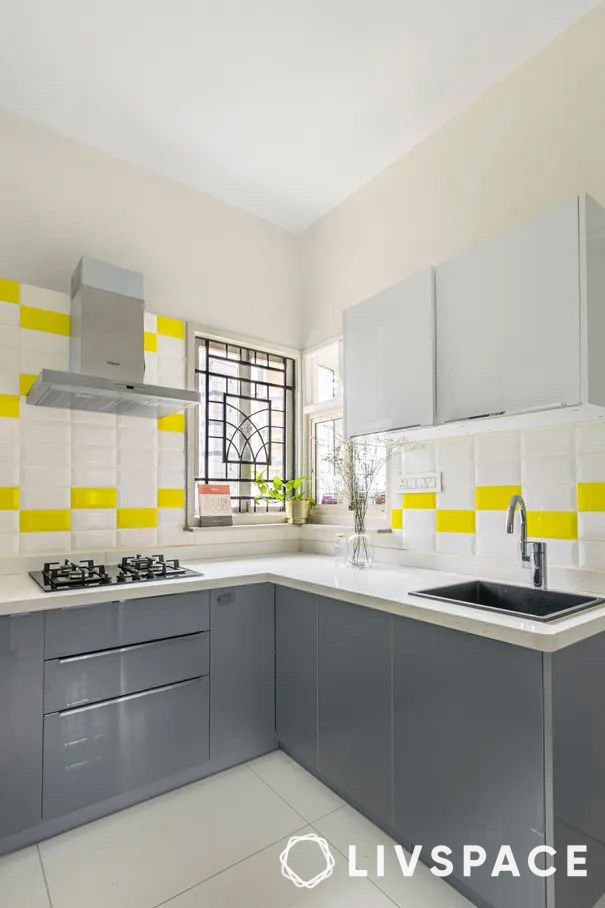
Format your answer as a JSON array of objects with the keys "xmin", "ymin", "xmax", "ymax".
[{"xmin": 399, "ymin": 472, "xmax": 442, "ymax": 492}]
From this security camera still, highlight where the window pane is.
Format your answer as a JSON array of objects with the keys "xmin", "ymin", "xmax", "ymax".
[
  {"xmin": 314, "ymin": 418, "xmax": 344, "ymax": 505},
  {"xmin": 316, "ymin": 365, "xmax": 335, "ymax": 402}
]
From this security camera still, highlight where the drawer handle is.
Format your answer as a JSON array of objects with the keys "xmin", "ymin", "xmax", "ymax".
[
  {"xmin": 55, "ymin": 633, "xmax": 203, "ymax": 664},
  {"xmin": 217, "ymin": 592, "xmax": 233, "ymax": 604},
  {"xmin": 56, "ymin": 676, "xmax": 202, "ymax": 717}
]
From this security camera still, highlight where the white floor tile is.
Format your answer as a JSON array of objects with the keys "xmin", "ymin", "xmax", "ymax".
[
  {"xmin": 315, "ymin": 805, "xmax": 473, "ymax": 908},
  {"xmin": 0, "ymin": 845, "xmax": 51, "ymax": 908},
  {"xmin": 164, "ymin": 825, "xmax": 393, "ymax": 908},
  {"xmin": 248, "ymin": 750, "xmax": 343, "ymax": 822},
  {"xmin": 39, "ymin": 764, "xmax": 303, "ymax": 908}
]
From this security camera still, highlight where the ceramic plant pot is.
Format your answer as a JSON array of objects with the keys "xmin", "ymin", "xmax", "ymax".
[{"xmin": 285, "ymin": 499, "xmax": 311, "ymax": 525}]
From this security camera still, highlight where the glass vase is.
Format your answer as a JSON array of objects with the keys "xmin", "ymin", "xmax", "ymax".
[{"xmin": 347, "ymin": 530, "xmax": 374, "ymax": 568}]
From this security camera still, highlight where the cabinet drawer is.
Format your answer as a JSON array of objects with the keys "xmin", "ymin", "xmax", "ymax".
[
  {"xmin": 43, "ymin": 676, "xmax": 209, "ymax": 819},
  {"xmin": 44, "ymin": 632, "xmax": 209, "ymax": 713},
  {"xmin": 45, "ymin": 590, "xmax": 210, "ymax": 658}
]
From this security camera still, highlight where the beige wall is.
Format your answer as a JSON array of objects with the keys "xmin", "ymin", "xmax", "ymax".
[
  {"xmin": 300, "ymin": 1, "xmax": 605, "ymax": 346},
  {"xmin": 0, "ymin": 110, "xmax": 301, "ymax": 348}
]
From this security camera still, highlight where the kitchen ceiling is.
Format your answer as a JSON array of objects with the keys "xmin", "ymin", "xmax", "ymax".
[{"xmin": 0, "ymin": 0, "xmax": 598, "ymax": 231}]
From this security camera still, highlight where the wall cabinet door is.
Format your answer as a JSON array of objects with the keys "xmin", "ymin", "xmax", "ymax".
[
  {"xmin": 344, "ymin": 268, "xmax": 435, "ymax": 437},
  {"xmin": 275, "ymin": 586, "xmax": 318, "ymax": 770},
  {"xmin": 210, "ymin": 584, "xmax": 276, "ymax": 763},
  {"xmin": 393, "ymin": 616, "xmax": 546, "ymax": 908},
  {"xmin": 436, "ymin": 197, "xmax": 581, "ymax": 423},
  {"xmin": 318, "ymin": 597, "xmax": 392, "ymax": 824},
  {"xmin": 0, "ymin": 613, "xmax": 44, "ymax": 838}
]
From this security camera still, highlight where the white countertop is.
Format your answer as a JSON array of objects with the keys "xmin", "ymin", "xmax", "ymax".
[{"xmin": 1, "ymin": 552, "xmax": 605, "ymax": 652}]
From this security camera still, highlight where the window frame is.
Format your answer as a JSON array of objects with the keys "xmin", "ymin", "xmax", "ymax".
[{"xmin": 186, "ymin": 323, "xmax": 303, "ymax": 528}]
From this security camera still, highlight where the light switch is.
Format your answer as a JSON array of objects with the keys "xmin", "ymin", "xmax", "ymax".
[{"xmin": 400, "ymin": 472, "xmax": 442, "ymax": 492}]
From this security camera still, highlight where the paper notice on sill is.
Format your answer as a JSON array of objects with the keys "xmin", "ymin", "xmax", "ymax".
[{"xmin": 198, "ymin": 484, "xmax": 234, "ymax": 527}]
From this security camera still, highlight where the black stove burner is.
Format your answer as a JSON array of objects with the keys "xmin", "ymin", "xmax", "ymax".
[{"xmin": 30, "ymin": 554, "xmax": 201, "ymax": 592}]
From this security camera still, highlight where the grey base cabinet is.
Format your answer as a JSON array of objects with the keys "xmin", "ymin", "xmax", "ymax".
[
  {"xmin": 275, "ymin": 586, "xmax": 318, "ymax": 770},
  {"xmin": 318, "ymin": 596, "xmax": 393, "ymax": 825},
  {"xmin": 0, "ymin": 613, "xmax": 44, "ymax": 838},
  {"xmin": 210, "ymin": 584, "xmax": 276, "ymax": 763}
]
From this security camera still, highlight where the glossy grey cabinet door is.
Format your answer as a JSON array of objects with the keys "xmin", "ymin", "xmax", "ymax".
[
  {"xmin": 393, "ymin": 617, "xmax": 546, "ymax": 908},
  {"xmin": 318, "ymin": 597, "xmax": 392, "ymax": 824},
  {"xmin": 43, "ymin": 676, "xmax": 209, "ymax": 819},
  {"xmin": 275, "ymin": 586, "xmax": 318, "ymax": 769},
  {"xmin": 0, "ymin": 613, "xmax": 44, "ymax": 837},
  {"xmin": 210, "ymin": 584, "xmax": 276, "ymax": 763}
]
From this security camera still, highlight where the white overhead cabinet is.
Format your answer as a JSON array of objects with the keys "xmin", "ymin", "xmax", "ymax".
[
  {"xmin": 436, "ymin": 197, "xmax": 584, "ymax": 424},
  {"xmin": 343, "ymin": 195, "xmax": 605, "ymax": 437},
  {"xmin": 343, "ymin": 267, "xmax": 435, "ymax": 437}
]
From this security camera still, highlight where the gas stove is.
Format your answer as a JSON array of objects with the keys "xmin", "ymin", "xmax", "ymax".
[{"xmin": 30, "ymin": 554, "xmax": 202, "ymax": 592}]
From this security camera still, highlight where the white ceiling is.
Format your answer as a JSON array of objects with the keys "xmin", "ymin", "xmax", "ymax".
[{"xmin": 0, "ymin": 1, "xmax": 598, "ymax": 231}]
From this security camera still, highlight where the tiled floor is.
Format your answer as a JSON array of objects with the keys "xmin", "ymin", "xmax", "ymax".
[{"xmin": 0, "ymin": 750, "xmax": 474, "ymax": 908}]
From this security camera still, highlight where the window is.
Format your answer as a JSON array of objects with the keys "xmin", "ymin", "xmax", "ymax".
[
  {"xmin": 192, "ymin": 335, "xmax": 296, "ymax": 516},
  {"xmin": 304, "ymin": 340, "xmax": 388, "ymax": 524}
]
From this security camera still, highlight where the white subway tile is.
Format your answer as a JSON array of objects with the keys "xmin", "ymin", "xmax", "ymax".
[
  {"xmin": 0, "ymin": 301, "xmax": 19, "ymax": 327},
  {"xmin": 522, "ymin": 456, "xmax": 575, "ymax": 486},
  {"xmin": 475, "ymin": 534, "xmax": 519, "ymax": 560},
  {"xmin": 72, "ymin": 530, "xmax": 117, "ymax": 551},
  {"xmin": 522, "ymin": 427, "xmax": 574, "ymax": 459},
  {"xmin": 117, "ymin": 480, "xmax": 156, "ymax": 509},
  {"xmin": 577, "ymin": 453, "xmax": 605, "ymax": 483},
  {"xmin": 541, "ymin": 539, "xmax": 578, "ymax": 567},
  {"xmin": 20, "ymin": 399, "xmax": 69, "ymax": 422},
  {"xmin": 19, "ymin": 328, "xmax": 69, "ymax": 360},
  {"xmin": 21, "ymin": 463, "xmax": 70, "ymax": 490},
  {"xmin": 71, "ymin": 445, "xmax": 116, "ymax": 469},
  {"xmin": 20, "ymin": 531, "xmax": 71, "ymax": 555},
  {"xmin": 20, "ymin": 285, "xmax": 70, "ymax": 313},
  {"xmin": 19, "ymin": 350, "xmax": 68, "ymax": 376},
  {"xmin": 72, "ymin": 424, "xmax": 117, "ymax": 448},
  {"xmin": 158, "ymin": 467, "xmax": 186, "ymax": 489},
  {"xmin": 0, "ymin": 461, "xmax": 19, "ymax": 485},
  {"xmin": 71, "ymin": 465, "xmax": 117, "ymax": 487},
  {"xmin": 0, "ymin": 369, "xmax": 19, "ymax": 395},
  {"xmin": 144, "ymin": 312, "xmax": 157, "ymax": 332},
  {"xmin": 475, "ymin": 459, "xmax": 521, "ymax": 485},
  {"xmin": 157, "ymin": 335, "xmax": 185, "ymax": 359},
  {"xmin": 576, "ymin": 421, "xmax": 605, "ymax": 454},
  {"xmin": 403, "ymin": 509, "xmax": 435, "ymax": 533},
  {"xmin": 402, "ymin": 532, "xmax": 435, "ymax": 553},
  {"xmin": 579, "ymin": 541, "xmax": 605, "ymax": 571},
  {"xmin": 20, "ymin": 488, "xmax": 70, "ymax": 510},
  {"xmin": 402, "ymin": 443, "xmax": 435, "ymax": 473},
  {"xmin": 437, "ymin": 480, "xmax": 475, "ymax": 510},
  {"xmin": 157, "ymin": 527, "xmax": 194, "ymax": 546},
  {"xmin": 578, "ymin": 512, "xmax": 605, "ymax": 542},
  {"xmin": 436, "ymin": 532, "xmax": 475, "ymax": 555},
  {"xmin": 71, "ymin": 510, "xmax": 116, "ymax": 531},
  {"xmin": 118, "ymin": 445, "xmax": 157, "ymax": 467},
  {"xmin": 116, "ymin": 528, "xmax": 158, "ymax": 549},
  {"xmin": 0, "ymin": 512, "xmax": 18, "ymax": 533},
  {"xmin": 158, "ymin": 432, "xmax": 185, "ymax": 453},
  {"xmin": 523, "ymin": 482, "xmax": 577, "ymax": 511},
  {"xmin": 0, "ymin": 441, "xmax": 18, "ymax": 463},
  {"xmin": 21, "ymin": 421, "xmax": 70, "ymax": 452},
  {"xmin": 70, "ymin": 411, "xmax": 117, "ymax": 428},
  {"xmin": 118, "ymin": 424, "xmax": 157, "ymax": 448},
  {"xmin": 0, "ymin": 420, "xmax": 19, "ymax": 442},
  {"xmin": 158, "ymin": 363, "xmax": 186, "ymax": 388},
  {"xmin": 0, "ymin": 532, "xmax": 19, "ymax": 555},
  {"xmin": 143, "ymin": 355, "xmax": 158, "ymax": 384},
  {"xmin": 0, "ymin": 324, "xmax": 19, "ymax": 353},
  {"xmin": 0, "ymin": 346, "xmax": 18, "ymax": 372},
  {"xmin": 435, "ymin": 436, "xmax": 474, "ymax": 468},
  {"xmin": 475, "ymin": 430, "xmax": 521, "ymax": 461},
  {"xmin": 476, "ymin": 511, "xmax": 510, "ymax": 536},
  {"xmin": 158, "ymin": 508, "xmax": 185, "ymax": 527}
]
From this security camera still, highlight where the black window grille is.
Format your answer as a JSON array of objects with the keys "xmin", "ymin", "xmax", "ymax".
[{"xmin": 194, "ymin": 337, "xmax": 296, "ymax": 513}]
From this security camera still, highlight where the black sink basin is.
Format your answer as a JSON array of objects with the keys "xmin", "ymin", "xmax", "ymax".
[{"xmin": 410, "ymin": 580, "xmax": 603, "ymax": 622}]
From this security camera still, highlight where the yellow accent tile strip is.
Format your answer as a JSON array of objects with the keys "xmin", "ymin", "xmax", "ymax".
[
  {"xmin": 157, "ymin": 315, "xmax": 185, "ymax": 340},
  {"xmin": 0, "ymin": 487, "xmax": 19, "ymax": 510},
  {"xmin": 436, "ymin": 509, "xmax": 476, "ymax": 534},
  {"xmin": 578, "ymin": 482, "xmax": 605, "ymax": 512},
  {"xmin": 20, "ymin": 509, "xmax": 71, "ymax": 533},
  {"xmin": 0, "ymin": 278, "xmax": 20, "ymax": 304},
  {"xmin": 19, "ymin": 373, "xmax": 37, "ymax": 396},
  {"xmin": 527, "ymin": 511, "xmax": 578, "ymax": 540},
  {"xmin": 158, "ymin": 413, "xmax": 185, "ymax": 432},
  {"xmin": 476, "ymin": 485, "xmax": 522, "ymax": 510},
  {"xmin": 0, "ymin": 393, "xmax": 19, "ymax": 418},
  {"xmin": 158, "ymin": 488, "xmax": 185, "ymax": 509},
  {"xmin": 117, "ymin": 507, "xmax": 158, "ymax": 529},
  {"xmin": 390, "ymin": 507, "xmax": 403, "ymax": 530},
  {"xmin": 403, "ymin": 492, "xmax": 436, "ymax": 509},
  {"xmin": 144, "ymin": 331, "xmax": 158, "ymax": 352},
  {"xmin": 20, "ymin": 305, "xmax": 71, "ymax": 336},
  {"xmin": 71, "ymin": 487, "xmax": 117, "ymax": 509}
]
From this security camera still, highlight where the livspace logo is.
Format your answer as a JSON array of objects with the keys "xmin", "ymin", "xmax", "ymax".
[{"xmin": 279, "ymin": 837, "xmax": 588, "ymax": 889}]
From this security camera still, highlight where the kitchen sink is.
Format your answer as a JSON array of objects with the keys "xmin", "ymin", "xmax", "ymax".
[{"xmin": 410, "ymin": 580, "xmax": 603, "ymax": 622}]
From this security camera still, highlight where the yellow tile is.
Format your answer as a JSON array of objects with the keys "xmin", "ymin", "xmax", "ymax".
[
  {"xmin": 158, "ymin": 488, "xmax": 185, "ymax": 509},
  {"xmin": 158, "ymin": 412, "xmax": 185, "ymax": 433},
  {"xmin": 0, "ymin": 487, "xmax": 19, "ymax": 510},
  {"xmin": 475, "ymin": 485, "xmax": 522, "ymax": 510},
  {"xmin": 117, "ymin": 507, "xmax": 158, "ymax": 529},
  {"xmin": 436, "ymin": 509, "xmax": 476, "ymax": 534},
  {"xmin": 19, "ymin": 373, "xmax": 37, "ymax": 396},
  {"xmin": 402, "ymin": 492, "xmax": 436, "ymax": 509},
  {"xmin": 0, "ymin": 394, "xmax": 19, "ymax": 418},
  {"xmin": 20, "ymin": 509, "xmax": 71, "ymax": 532},
  {"xmin": 390, "ymin": 507, "xmax": 403, "ymax": 530},
  {"xmin": 144, "ymin": 331, "xmax": 158, "ymax": 353},
  {"xmin": 157, "ymin": 315, "xmax": 185, "ymax": 340},
  {"xmin": 71, "ymin": 487, "xmax": 117, "ymax": 509},
  {"xmin": 0, "ymin": 278, "xmax": 20, "ymax": 304},
  {"xmin": 20, "ymin": 305, "xmax": 71, "ymax": 336},
  {"xmin": 578, "ymin": 482, "xmax": 605, "ymax": 512},
  {"xmin": 527, "ymin": 511, "xmax": 577, "ymax": 540}
]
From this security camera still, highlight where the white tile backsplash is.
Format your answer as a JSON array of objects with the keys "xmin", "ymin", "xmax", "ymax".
[{"xmin": 522, "ymin": 427, "xmax": 575, "ymax": 459}]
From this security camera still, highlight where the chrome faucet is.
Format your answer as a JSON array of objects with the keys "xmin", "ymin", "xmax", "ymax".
[{"xmin": 505, "ymin": 494, "xmax": 547, "ymax": 589}]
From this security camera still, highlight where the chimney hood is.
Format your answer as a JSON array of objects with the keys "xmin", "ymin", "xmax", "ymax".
[{"xmin": 27, "ymin": 257, "xmax": 200, "ymax": 418}]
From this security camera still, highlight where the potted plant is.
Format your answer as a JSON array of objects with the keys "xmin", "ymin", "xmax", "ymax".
[{"xmin": 254, "ymin": 472, "xmax": 314, "ymax": 525}]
